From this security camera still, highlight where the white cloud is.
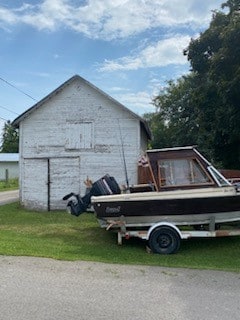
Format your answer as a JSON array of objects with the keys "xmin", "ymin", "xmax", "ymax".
[
  {"xmin": 0, "ymin": 7, "xmax": 18, "ymax": 24},
  {"xmin": 28, "ymin": 72, "xmax": 51, "ymax": 78},
  {"xmin": 111, "ymin": 86, "xmax": 130, "ymax": 92},
  {"xmin": 0, "ymin": 0, "xmax": 224, "ymax": 39},
  {"xmin": 108, "ymin": 82, "xmax": 160, "ymax": 114},
  {"xmin": 99, "ymin": 35, "xmax": 191, "ymax": 71},
  {"xmin": 113, "ymin": 90, "xmax": 155, "ymax": 115}
]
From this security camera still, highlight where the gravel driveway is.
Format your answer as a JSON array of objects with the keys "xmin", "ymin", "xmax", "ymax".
[
  {"xmin": 0, "ymin": 256, "xmax": 239, "ymax": 320},
  {"xmin": 0, "ymin": 190, "xmax": 19, "ymax": 205}
]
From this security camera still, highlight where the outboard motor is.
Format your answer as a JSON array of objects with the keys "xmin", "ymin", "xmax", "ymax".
[
  {"xmin": 62, "ymin": 192, "xmax": 90, "ymax": 216},
  {"xmin": 63, "ymin": 174, "xmax": 121, "ymax": 217}
]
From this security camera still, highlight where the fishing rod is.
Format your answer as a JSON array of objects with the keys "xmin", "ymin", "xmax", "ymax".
[{"xmin": 118, "ymin": 120, "xmax": 130, "ymax": 190}]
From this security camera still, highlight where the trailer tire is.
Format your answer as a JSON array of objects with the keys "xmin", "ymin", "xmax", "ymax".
[{"xmin": 148, "ymin": 226, "xmax": 181, "ymax": 254}]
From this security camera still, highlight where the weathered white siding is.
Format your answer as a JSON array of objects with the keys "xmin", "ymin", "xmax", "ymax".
[
  {"xmin": 22, "ymin": 157, "xmax": 81, "ymax": 210},
  {"xmin": 22, "ymin": 159, "xmax": 48, "ymax": 210},
  {"xmin": 50, "ymin": 157, "xmax": 80, "ymax": 210},
  {"xmin": 16, "ymin": 76, "xmax": 149, "ymax": 210}
]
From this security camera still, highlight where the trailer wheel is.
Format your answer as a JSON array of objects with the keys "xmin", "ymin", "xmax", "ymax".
[{"xmin": 148, "ymin": 226, "xmax": 181, "ymax": 254}]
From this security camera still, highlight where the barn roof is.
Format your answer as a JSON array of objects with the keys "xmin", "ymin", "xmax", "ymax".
[{"xmin": 12, "ymin": 75, "xmax": 151, "ymax": 139}]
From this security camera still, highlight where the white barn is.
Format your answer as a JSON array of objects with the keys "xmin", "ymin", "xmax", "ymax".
[{"xmin": 13, "ymin": 75, "xmax": 151, "ymax": 211}]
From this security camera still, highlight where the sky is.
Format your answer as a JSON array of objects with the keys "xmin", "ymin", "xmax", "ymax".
[{"xmin": 0, "ymin": 0, "xmax": 225, "ymax": 133}]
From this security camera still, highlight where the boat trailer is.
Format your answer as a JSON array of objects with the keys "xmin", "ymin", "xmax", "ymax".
[{"xmin": 105, "ymin": 216, "xmax": 240, "ymax": 254}]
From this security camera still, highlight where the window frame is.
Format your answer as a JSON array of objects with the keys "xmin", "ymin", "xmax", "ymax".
[
  {"xmin": 65, "ymin": 121, "xmax": 94, "ymax": 150},
  {"xmin": 158, "ymin": 157, "xmax": 215, "ymax": 189}
]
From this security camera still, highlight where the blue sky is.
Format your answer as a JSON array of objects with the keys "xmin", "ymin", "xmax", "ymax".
[{"xmin": 0, "ymin": 0, "xmax": 225, "ymax": 132}]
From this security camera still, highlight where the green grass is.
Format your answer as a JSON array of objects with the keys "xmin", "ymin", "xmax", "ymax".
[
  {"xmin": 0, "ymin": 178, "xmax": 18, "ymax": 191},
  {"xmin": 0, "ymin": 202, "xmax": 240, "ymax": 272}
]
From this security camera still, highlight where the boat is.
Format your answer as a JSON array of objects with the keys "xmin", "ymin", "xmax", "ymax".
[
  {"xmin": 63, "ymin": 146, "xmax": 240, "ymax": 254},
  {"xmin": 90, "ymin": 146, "xmax": 240, "ymax": 228}
]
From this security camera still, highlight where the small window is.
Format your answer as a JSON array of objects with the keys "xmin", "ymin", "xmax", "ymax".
[
  {"xmin": 158, "ymin": 158, "xmax": 212, "ymax": 187},
  {"xmin": 65, "ymin": 122, "xmax": 94, "ymax": 150}
]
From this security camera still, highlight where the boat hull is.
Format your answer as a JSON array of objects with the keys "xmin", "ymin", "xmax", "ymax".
[{"xmin": 92, "ymin": 187, "xmax": 240, "ymax": 227}]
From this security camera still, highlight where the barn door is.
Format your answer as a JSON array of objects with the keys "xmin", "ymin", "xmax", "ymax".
[
  {"xmin": 22, "ymin": 157, "xmax": 80, "ymax": 211},
  {"xmin": 22, "ymin": 159, "xmax": 48, "ymax": 210},
  {"xmin": 49, "ymin": 157, "xmax": 80, "ymax": 210}
]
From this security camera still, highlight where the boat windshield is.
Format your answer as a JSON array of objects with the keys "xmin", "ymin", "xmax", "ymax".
[
  {"xmin": 158, "ymin": 158, "xmax": 212, "ymax": 188},
  {"xmin": 208, "ymin": 166, "xmax": 232, "ymax": 186}
]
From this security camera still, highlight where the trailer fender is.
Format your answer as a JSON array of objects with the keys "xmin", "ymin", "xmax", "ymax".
[{"xmin": 146, "ymin": 222, "xmax": 182, "ymax": 241}]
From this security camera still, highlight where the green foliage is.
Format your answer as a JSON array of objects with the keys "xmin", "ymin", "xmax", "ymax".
[
  {"xmin": 0, "ymin": 178, "xmax": 19, "ymax": 191},
  {"xmin": 149, "ymin": 0, "xmax": 240, "ymax": 169},
  {"xmin": 0, "ymin": 202, "xmax": 240, "ymax": 271},
  {"xmin": 0, "ymin": 121, "xmax": 19, "ymax": 153},
  {"xmin": 148, "ymin": 75, "xmax": 202, "ymax": 149}
]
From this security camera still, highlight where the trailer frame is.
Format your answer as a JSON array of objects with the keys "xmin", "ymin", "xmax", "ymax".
[{"xmin": 105, "ymin": 216, "xmax": 240, "ymax": 254}]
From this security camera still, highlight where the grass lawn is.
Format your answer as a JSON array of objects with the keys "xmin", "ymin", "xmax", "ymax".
[
  {"xmin": 0, "ymin": 178, "xmax": 18, "ymax": 191},
  {"xmin": 0, "ymin": 202, "xmax": 240, "ymax": 272}
]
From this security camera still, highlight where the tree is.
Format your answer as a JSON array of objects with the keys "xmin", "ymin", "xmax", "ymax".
[
  {"xmin": 185, "ymin": 0, "xmax": 240, "ymax": 168},
  {"xmin": 145, "ymin": 74, "xmax": 208, "ymax": 153},
  {"xmin": 0, "ymin": 121, "xmax": 19, "ymax": 153},
  {"xmin": 144, "ymin": 111, "xmax": 174, "ymax": 149},
  {"xmin": 149, "ymin": 0, "xmax": 240, "ymax": 169}
]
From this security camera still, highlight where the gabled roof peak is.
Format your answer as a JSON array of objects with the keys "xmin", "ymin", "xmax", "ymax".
[{"xmin": 12, "ymin": 74, "xmax": 151, "ymax": 139}]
